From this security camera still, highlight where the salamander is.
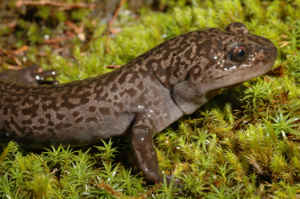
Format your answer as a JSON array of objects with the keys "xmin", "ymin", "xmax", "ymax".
[{"xmin": 0, "ymin": 23, "xmax": 277, "ymax": 183}]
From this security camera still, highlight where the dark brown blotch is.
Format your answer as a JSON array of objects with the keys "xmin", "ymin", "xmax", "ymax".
[
  {"xmin": 111, "ymin": 83, "xmax": 118, "ymax": 92},
  {"xmin": 89, "ymin": 106, "xmax": 96, "ymax": 112},
  {"xmin": 99, "ymin": 107, "xmax": 111, "ymax": 115},
  {"xmin": 38, "ymin": 118, "xmax": 46, "ymax": 124},
  {"xmin": 56, "ymin": 113, "xmax": 65, "ymax": 120},
  {"xmin": 22, "ymin": 119, "xmax": 32, "ymax": 125},
  {"xmin": 75, "ymin": 117, "xmax": 84, "ymax": 123},
  {"xmin": 85, "ymin": 117, "xmax": 97, "ymax": 123},
  {"xmin": 72, "ymin": 111, "xmax": 80, "ymax": 117},
  {"xmin": 137, "ymin": 82, "xmax": 144, "ymax": 90},
  {"xmin": 127, "ymin": 88, "xmax": 137, "ymax": 97}
]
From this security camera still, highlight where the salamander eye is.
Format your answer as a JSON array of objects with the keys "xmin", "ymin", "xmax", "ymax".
[{"xmin": 229, "ymin": 46, "xmax": 247, "ymax": 62}]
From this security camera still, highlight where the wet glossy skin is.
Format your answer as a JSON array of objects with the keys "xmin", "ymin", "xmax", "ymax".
[{"xmin": 0, "ymin": 23, "xmax": 277, "ymax": 183}]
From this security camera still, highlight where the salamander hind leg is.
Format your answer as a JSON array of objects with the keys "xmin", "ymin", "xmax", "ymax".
[{"xmin": 0, "ymin": 65, "xmax": 58, "ymax": 86}]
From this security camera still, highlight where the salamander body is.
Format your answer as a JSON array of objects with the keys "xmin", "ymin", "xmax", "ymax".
[{"xmin": 0, "ymin": 23, "xmax": 277, "ymax": 183}]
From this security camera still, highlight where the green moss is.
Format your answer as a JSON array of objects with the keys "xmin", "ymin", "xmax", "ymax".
[{"xmin": 1, "ymin": 0, "xmax": 300, "ymax": 198}]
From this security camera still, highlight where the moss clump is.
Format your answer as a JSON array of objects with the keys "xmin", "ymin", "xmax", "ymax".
[{"xmin": 1, "ymin": 0, "xmax": 300, "ymax": 198}]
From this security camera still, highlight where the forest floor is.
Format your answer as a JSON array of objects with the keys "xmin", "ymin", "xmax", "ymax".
[{"xmin": 0, "ymin": 0, "xmax": 300, "ymax": 198}]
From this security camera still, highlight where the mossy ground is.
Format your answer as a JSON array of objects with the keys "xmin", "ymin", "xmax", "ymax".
[{"xmin": 0, "ymin": 0, "xmax": 300, "ymax": 198}]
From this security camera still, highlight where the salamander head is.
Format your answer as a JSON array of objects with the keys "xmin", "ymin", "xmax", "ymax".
[
  {"xmin": 191, "ymin": 22, "xmax": 277, "ymax": 94},
  {"xmin": 168, "ymin": 22, "xmax": 277, "ymax": 114}
]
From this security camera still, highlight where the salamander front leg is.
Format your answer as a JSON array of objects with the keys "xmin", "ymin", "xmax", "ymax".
[{"xmin": 131, "ymin": 120, "xmax": 163, "ymax": 183}]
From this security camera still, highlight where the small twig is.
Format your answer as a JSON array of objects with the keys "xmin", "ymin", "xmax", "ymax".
[
  {"xmin": 97, "ymin": 182, "xmax": 123, "ymax": 198},
  {"xmin": 65, "ymin": 21, "xmax": 83, "ymax": 35},
  {"xmin": 7, "ymin": 21, "xmax": 17, "ymax": 29},
  {"xmin": 13, "ymin": 57, "xmax": 22, "ymax": 66},
  {"xmin": 105, "ymin": 0, "xmax": 126, "ymax": 53},
  {"xmin": 108, "ymin": 0, "xmax": 127, "ymax": 34},
  {"xmin": 14, "ymin": 46, "xmax": 29, "ymax": 55},
  {"xmin": 44, "ymin": 36, "xmax": 68, "ymax": 44},
  {"xmin": 65, "ymin": 21, "xmax": 86, "ymax": 41},
  {"xmin": 0, "ymin": 46, "xmax": 28, "ymax": 56},
  {"xmin": 279, "ymin": 41, "xmax": 289, "ymax": 48},
  {"xmin": 105, "ymin": 65, "xmax": 121, "ymax": 69},
  {"xmin": 0, "ymin": 46, "xmax": 28, "ymax": 67},
  {"xmin": 6, "ymin": 64, "xmax": 22, "ymax": 70},
  {"xmin": 16, "ymin": 0, "xmax": 96, "ymax": 10},
  {"xmin": 43, "ymin": 34, "xmax": 75, "ymax": 45}
]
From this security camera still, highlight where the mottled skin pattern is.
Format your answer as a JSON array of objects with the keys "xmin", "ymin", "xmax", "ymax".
[{"xmin": 0, "ymin": 23, "xmax": 277, "ymax": 183}]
